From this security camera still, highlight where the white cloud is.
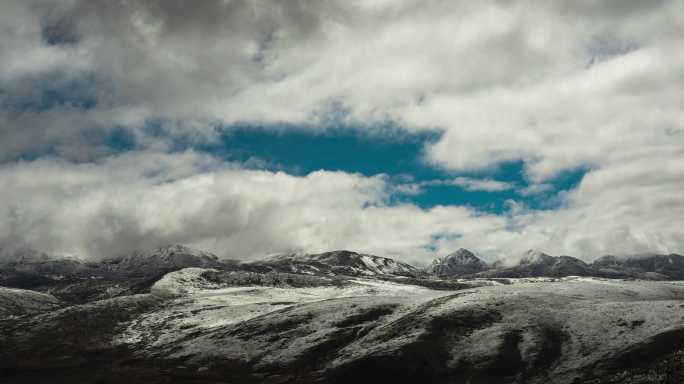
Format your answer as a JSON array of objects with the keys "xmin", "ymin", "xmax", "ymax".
[
  {"xmin": 518, "ymin": 183, "xmax": 554, "ymax": 196},
  {"xmin": 419, "ymin": 177, "xmax": 513, "ymax": 192},
  {"xmin": 0, "ymin": 151, "xmax": 509, "ymax": 263},
  {"xmin": 3, "ymin": 0, "xmax": 683, "ymax": 172},
  {"xmin": 450, "ymin": 177, "xmax": 513, "ymax": 192},
  {"xmin": 1, "ymin": 152, "xmax": 683, "ymax": 264}
]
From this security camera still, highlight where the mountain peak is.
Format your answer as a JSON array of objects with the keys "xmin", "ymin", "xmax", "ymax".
[
  {"xmin": 145, "ymin": 244, "xmax": 217, "ymax": 259},
  {"xmin": 428, "ymin": 248, "xmax": 488, "ymax": 277},
  {"xmin": 448, "ymin": 248, "xmax": 476, "ymax": 257},
  {"xmin": 518, "ymin": 250, "xmax": 554, "ymax": 264}
]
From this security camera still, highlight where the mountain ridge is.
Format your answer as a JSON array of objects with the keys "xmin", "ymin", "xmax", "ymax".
[
  {"xmin": 2, "ymin": 245, "xmax": 684, "ymax": 289},
  {"xmin": 243, "ymin": 249, "xmax": 421, "ymax": 277}
]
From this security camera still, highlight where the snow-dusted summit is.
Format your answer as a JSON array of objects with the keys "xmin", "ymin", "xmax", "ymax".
[{"xmin": 427, "ymin": 248, "xmax": 489, "ymax": 277}]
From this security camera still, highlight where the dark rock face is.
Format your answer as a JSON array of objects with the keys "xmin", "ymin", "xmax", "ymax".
[{"xmin": 427, "ymin": 248, "xmax": 489, "ymax": 277}]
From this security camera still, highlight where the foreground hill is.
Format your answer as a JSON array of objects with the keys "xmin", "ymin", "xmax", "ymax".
[
  {"xmin": 0, "ymin": 287, "xmax": 61, "ymax": 317},
  {"xmin": 1, "ymin": 267, "xmax": 682, "ymax": 384}
]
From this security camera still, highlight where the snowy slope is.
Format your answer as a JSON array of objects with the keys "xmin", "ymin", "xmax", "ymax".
[
  {"xmin": 476, "ymin": 250, "xmax": 594, "ymax": 278},
  {"xmin": 115, "ymin": 268, "xmax": 448, "ymax": 353},
  {"xmin": 3, "ymin": 249, "xmax": 684, "ymax": 383},
  {"xmin": 0, "ymin": 287, "xmax": 61, "ymax": 317},
  {"xmin": 2, "ymin": 268, "xmax": 684, "ymax": 383},
  {"xmin": 110, "ymin": 270, "xmax": 684, "ymax": 383},
  {"xmin": 245, "ymin": 250, "xmax": 421, "ymax": 277}
]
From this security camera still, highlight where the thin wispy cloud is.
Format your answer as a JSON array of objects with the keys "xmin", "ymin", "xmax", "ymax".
[{"xmin": 423, "ymin": 177, "xmax": 514, "ymax": 192}]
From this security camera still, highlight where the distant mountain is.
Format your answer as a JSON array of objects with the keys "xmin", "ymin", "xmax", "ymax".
[
  {"xmin": 245, "ymin": 248, "xmax": 684, "ymax": 280},
  {"xmin": 0, "ymin": 248, "xmax": 87, "ymax": 275},
  {"xmin": 2, "ymin": 245, "xmax": 683, "ymax": 304},
  {"xmin": 427, "ymin": 248, "xmax": 489, "ymax": 277},
  {"xmin": 592, "ymin": 253, "xmax": 684, "ymax": 280},
  {"xmin": 0, "ymin": 250, "xmax": 96, "ymax": 290},
  {"xmin": 244, "ymin": 250, "xmax": 421, "ymax": 277},
  {"xmin": 476, "ymin": 250, "xmax": 593, "ymax": 278},
  {"xmin": 101, "ymin": 244, "xmax": 224, "ymax": 277},
  {"xmin": 0, "ymin": 245, "xmax": 228, "ymax": 304},
  {"xmin": 472, "ymin": 251, "xmax": 684, "ymax": 280}
]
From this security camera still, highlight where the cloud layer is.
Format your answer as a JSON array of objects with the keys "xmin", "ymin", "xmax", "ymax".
[
  {"xmin": 1, "ymin": 1, "xmax": 683, "ymax": 261},
  {"xmin": 1, "ymin": 151, "xmax": 682, "ymax": 263},
  {"xmin": 0, "ymin": 151, "xmax": 502, "ymax": 262}
]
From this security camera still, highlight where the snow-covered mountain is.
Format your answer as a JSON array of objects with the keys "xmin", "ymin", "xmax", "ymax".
[
  {"xmin": 592, "ymin": 253, "xmax": 684, "ymax": 280},
  {"xmin": 427, "ymin": 248, "xmax": 489, "ymax": 277},
  {"xmin": 427, "ymin": 249, "xmax": 596, "ymax": 279},
  {"xmin": 101, "ymin": 244, "xmax": 224, "ymax": 277},
  {"xmin": 3, "ymin": 244, "xmax": 684, "ymax": 382},
  {"xmin": 3, "ymin": 245, "xmax": 684, "ymax": 307},
  {"xmin": 0, "ymin": 248, "xmax": 88, "ymax": 277},
  {"xmin": 245, "ymin": 250, "xmax": 421, "ymax": 277},
  {"xmin": 478, "ymin": 250, "xmax": 593, "ymax": 278},
  {"xmin": 0, "ymin": 250, "xmax": 98, "ymax": 295},
  {"xmin": 0, "ymin": 245, "xmax": 228, "ymax": 304}
]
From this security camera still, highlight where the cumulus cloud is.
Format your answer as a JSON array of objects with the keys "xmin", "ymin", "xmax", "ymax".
[
  {"xmin": 1, "ymin": 1, "xmax": 683, "ymax": 261},
  {"xmin": 3, "ymin": 1, "xmax": 683, "ymax": 166}
]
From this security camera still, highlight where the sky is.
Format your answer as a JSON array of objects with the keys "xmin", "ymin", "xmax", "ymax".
[{"xmin": 1, "ymin": 0, "xmax": 684, "ymax": 264}]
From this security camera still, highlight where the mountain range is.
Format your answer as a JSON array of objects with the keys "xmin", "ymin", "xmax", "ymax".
[
  {"xmin": 1, "ymin": 244, "xmax": 682, "ymax": 306},
  {"xmin": 2, "ymin": 244, "xmax": 684, "ymax": 383},
  {"xmin": 429, "ymin": 248, "xmax": 684, "ymax": 280}
]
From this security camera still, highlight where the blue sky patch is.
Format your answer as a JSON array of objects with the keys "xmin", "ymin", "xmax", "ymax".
[{"xmin": 190, "ymin": 125, "xmax": 589, "ymax": 214}]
